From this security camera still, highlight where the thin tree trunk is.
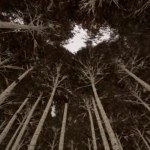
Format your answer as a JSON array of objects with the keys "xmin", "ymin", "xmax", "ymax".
[
  {"xmin": 132, "ymin": 93, "xmax": 150, "ymax": 112},
  {"xmin": 119, "ymin": 64, "xmax": 150, "ymax": 91},
  {"xmin": 137, "ymin": 130, "xmax": 150, "ymax": 150},
  {"xmin": 28, "ymin": 72, "xmax": 60, "ymax": 150},
  {"xmin": 88, "ymin": 138, "xmax": 92, "ymax": 150},
  {"xmin": 91, "ymin": 81, "xmax": 120, "ymax": 150},
  {"xmin": 0, "ymin": 58, "xmax": 10, "ymax": 66},
  {"xmin": 11, "ymin": 93, "xmax": 43, "ymax": 150},
  {"xmin": 86, "ymin": 101, "xmax": 97, "ymax": 150},
  {"xmin": 92, "ymin": 98, "xmax": 110, "ymax": 150},
  {"xmin": 5, "ymin": 114, "xmax": 27, "ymax": 150},
  {"xmin": 116, "ymin": 134, "xmax": 123, "ymax": 150},
  {"xmin": 0, "ymin": 93, "xmax": 31, "ymax": 144},
  {"xmin": 146, "ymin": 136, "xmax": 150, "ymax": 145},
  {"xmin": 0, "ymin": 67, "xmax": 34, "ymax": 105},
  {"xmin": 0, "ymin": 21, "xmax": 45, "ymax": 31},
  {"xmin": 0, "ymin": 65, "xmax": 23, "ymax": 70},
  {"xmin": 58, "ymin": 102, "xmax": 68, "ymax": 150},
  {"xmin": 50, "ymin": 128, "xmax": 59, "ymax": 150}
]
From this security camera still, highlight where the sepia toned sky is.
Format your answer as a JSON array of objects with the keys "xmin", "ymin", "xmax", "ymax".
[{"xmin": 63, "ymin": 25, "xmax": 112, "ymax": 53}]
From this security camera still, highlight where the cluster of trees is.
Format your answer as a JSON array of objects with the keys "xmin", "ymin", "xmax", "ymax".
[{"xmin": 0, "ymin": 0, "xmax": 150, "ymax": 150}]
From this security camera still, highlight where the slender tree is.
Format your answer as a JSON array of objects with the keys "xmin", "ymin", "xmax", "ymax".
[
  {"xmin": 58, "ymin": 102, "xmax": 69, "ymax": 150},
  {"xmin": 85, "ymin": 99, "xmax": 97, "ymax": 150},
  {"xmin": 88, "ymin": 138, "xmax": 92, "ymax": 150},
  {"xmin": 0, "ymin": 67, "xmax": 34, "ymax": 105},
  {"xmin": 129, "ymin": 84, "xmax": 150, "ymax": 112},
  {"xmin": 116, "ymin": 134, "xmax": 123, "ymax": 150},
  {"xmin": 28, "ymin": 64, "xmax": 67, "ymax": 150},
  {"xmin": 118, "ymin": 63, "xmax": 150, "ymax": 91},
  {"xmin": 11, "ymin": 93, "xmax": 43, "ymax": 150},
  {"xmin": 77, "ymin": 53, "xmax": 120, "ymax": 150},
  {"xmin": 92, "ymin": 97, "xmax": 110, "ymax": 150},
  {"xmin": 0, "ymin": 21, "xmax": 46, "ymax": 32},
  {"xmin": 116, "ymin": 55, "xmax": 150, "ymax": 92},
  {"xmin": 0, "ymin": 93, "xmax": 32, "ymax": 144},
  {"xmin": 5, "ymin": 114, "xmax": 27, "ymax": 150},
  {"xmin": 0, "ymin": 58, "xmax": 10, "ymax": 66},
  {"xmin": 134, "ymin": 128, "xmax": 150, "ymax": 150},
  {"xmin": 48, "ymin": 127, "xmax": 59, "ymax": 150}
]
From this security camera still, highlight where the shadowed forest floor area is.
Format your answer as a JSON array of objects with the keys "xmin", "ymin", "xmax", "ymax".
[{"xmin": 0, "ymin": 0, "xmax": 150, "ymax": 150}]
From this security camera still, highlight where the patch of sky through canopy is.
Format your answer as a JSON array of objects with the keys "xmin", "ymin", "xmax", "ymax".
[{"xmin": 63, "ymin": 24, "xmax": 118, "ymax": 53}]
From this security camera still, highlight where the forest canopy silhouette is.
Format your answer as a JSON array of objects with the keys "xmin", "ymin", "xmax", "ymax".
[{"xmin": 0, "ymin": 0, "xmax": 150, "ymax": 150}]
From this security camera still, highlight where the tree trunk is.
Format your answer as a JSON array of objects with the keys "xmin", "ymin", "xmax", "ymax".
[
  {"xmin": 137, "ymin": 130, "xmax": 150, "ymax": 150},
  {"xmin": 0, "ymin": 21, "xmax": 45, "ymax": 31},
  {"xmin": 0, "ymin": 93, "xmax": 31, "ymax": 144},
  {"xmin": 50, "ymin": 128, "xmax": 59, "ymax": 150},
  {"xmin": 116, "ymin": 134, "xmax": 123, "ymax": 150},
  {"xmin": 0, "ymin": 58, "xmax": 10, "ymax": 66},
  {"xmin": 5, "ymin": 114, "xmax": 27, "ymax": 150},
  {"xmin": 92, "ymin": 98, "xmax": 110, "ymax": 150},
  {"xmin": 119, "ymin": 64, "xmax": 150, "ymax": 92},
  {"xmin": 132, "ymin": 93, "xmax": 150, "ymax": 112},
  {"xmin": 91, "ymin": 81, "xmax": 120, "ymax": 150},
  {"xmin": 86, "ymin": 101, "xmax": 97, "ymax": 150},
  {"xmin": 11, "ymin": 93, "xmax": 43, "ymax": 150},
  {"xmin": 28, "ymin": 73, "xmax": 60, "ymax": 150},
  {"xmin": 88, "ymin": 138, "xmax": 92, "ymax": 150},
  {"xmin": 0, "ymin": 67, "xmax": 34, "ymax": 105},
  {"xmin": 58, "ymin": 102, "xmax": 68, "ymax": 150}
]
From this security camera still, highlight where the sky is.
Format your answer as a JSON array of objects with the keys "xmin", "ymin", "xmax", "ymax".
[{"xmin": 63, "ymin": 25, "xmax": 112, "ymax": 54}]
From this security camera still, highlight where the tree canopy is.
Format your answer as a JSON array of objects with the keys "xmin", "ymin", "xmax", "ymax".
[{"xmin": 0, "ymin": 0, "xmax": 150, "ymax": 150}]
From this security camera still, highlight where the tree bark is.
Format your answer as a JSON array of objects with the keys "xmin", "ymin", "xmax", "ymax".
[
  {"xmin": 0, "ymin": 93, "xmax": 31, "ymax": 144},
  {"xmin": 11, "ymin": 93, "xmax": 43, "ymax": 150},
  {"xmin": 28, "ymin": 72, "xmax": 60, "ymax": 150},
  {"xmin": 86, "ymin": 101, "xmax": 97, "ymax": 150},
  {"xmin": 58, "ymin": 102, "xmax": 68, "ymax": 150},
  {"xmin": 5, "ymin": 114, "xmax": 27, "ymax": 150},
  {"xmin": 0, "ymin": 67, "xmax": 33, "ymax": 105},
  {"xmin": 91, "ymin": 81, "xmax": 120, "ymax": 150},
  {"xmin": 119, "ymin": 64, "xmax": 150, "ymax": 92},
  {"xmin": 92, "ymin": 98, "xmax": 110, "ymax": 150},
  {"xmin": 0, "ymin": 21, "xmax": 45, "ymax": 31}
]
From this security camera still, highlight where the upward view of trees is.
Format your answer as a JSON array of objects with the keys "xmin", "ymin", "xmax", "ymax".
[{"xmin": 0, "ymin": 0, "xmax": 150, "ymax": 150}]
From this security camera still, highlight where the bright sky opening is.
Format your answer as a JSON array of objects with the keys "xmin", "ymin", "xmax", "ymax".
[{"xmin": 63, "ymin": 25, "xmax": 113, "ymax": 54}]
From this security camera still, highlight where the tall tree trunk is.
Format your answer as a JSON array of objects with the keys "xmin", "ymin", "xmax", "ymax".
[
  {"xmin": 28, "ymin": 72, "xmax": 60, "ymax": 150},
  {"xmin": 0, "ymin": 93, "xmax": 31, "ymax": 144},
  {"xmin": 86, "ymin": 101, "xmax": 97, "ymax": 150},
  {"xmin": 0, "ymin": 67, "xmax": 34, "ymax": 105},
  {"xmin": 91, "ymin": 81, "xmax": 120, "ymax": 150},
  {"xmin": 11, "ymin": 93, "xmax": 43, "ymax": 150},
  {"xmin": 92, "ymin": 98, "xmax": 110, "ymax": 150},
  {"xmin": 58, "ymin": 102, "xmax": 68, "ymax": 150},
  {"xmin": 119, "ymin": 64, "xmax": 150, "ymax": 91},
  {"xmin": 0, "ymin": 21, "xmax": 45, "ymax": 31},
  {"xmin": 5, "ymin": 114, "xmax": 27, "ymax": 150}
]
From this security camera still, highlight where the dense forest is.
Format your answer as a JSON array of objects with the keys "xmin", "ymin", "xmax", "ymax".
[{"xmin": 0, "ymin": 0, "xmax": 150, "ymax": 150}]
